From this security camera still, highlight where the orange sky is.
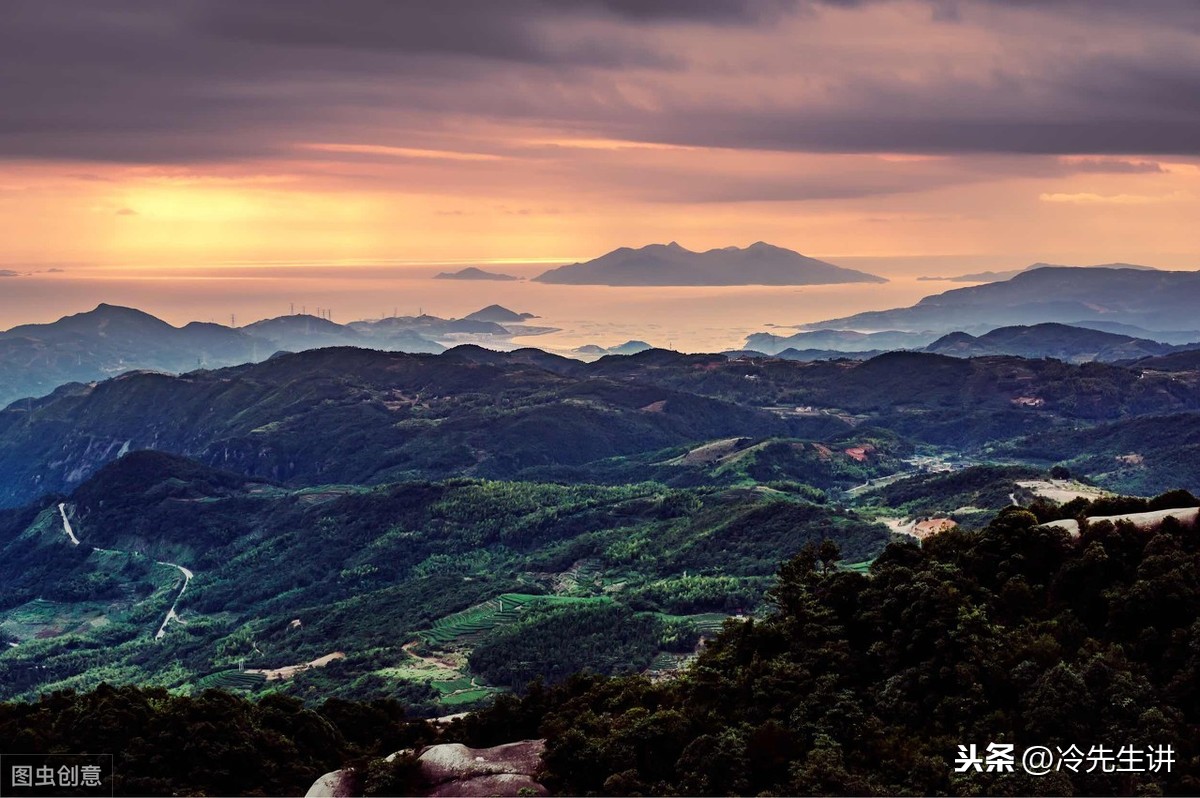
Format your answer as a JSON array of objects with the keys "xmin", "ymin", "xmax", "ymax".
[{"xmin": 2, "ymin": 1, "xmax": 1200, "ymax": 275}]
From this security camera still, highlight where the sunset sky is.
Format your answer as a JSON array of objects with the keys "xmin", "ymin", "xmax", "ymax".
[{"xmin": 3, "ymin": 0, "xmax": 1200, "ymax": 273}]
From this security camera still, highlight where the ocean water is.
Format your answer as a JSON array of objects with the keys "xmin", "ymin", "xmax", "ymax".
[{"xmin": 0, "ymin": 259, "xmax": 970, "ymax": 354}]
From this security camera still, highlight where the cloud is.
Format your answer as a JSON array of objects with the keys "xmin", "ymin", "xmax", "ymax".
[
  {"xmin": 300, "ymin": 143, "xmax": 506, "ymax": 162},
  {"xmin": 115, "ymin": 207, "xmax": 137, "ymax": 216},
  {"xmin": 0, "ymin": 269, "xmax": 20, "ymax": 277},
  {"xmin": 1039, "ymin": 191, "xmax": 1192, "ymax": 204},
  {"xmin": 1060, "ymin": 158, "xmax": 1166, "ymax": 174},
  {"xmin": 1, "ymin": 0, "xmax": 1200, "ymax": 167}
]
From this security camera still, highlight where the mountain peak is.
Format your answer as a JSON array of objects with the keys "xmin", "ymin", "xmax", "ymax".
[{"xmin": 463, "ymin": 304, "xmax": 537, "ymax": 323}]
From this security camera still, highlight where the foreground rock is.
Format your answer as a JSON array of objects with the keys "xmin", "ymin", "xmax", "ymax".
[
  {"xmin": 1038, "ymin": 506, "xmax": 1199, "ymax": 537},
  {"xmin": 305, "ymin": 739, "xmax": 547, "ymax": 798},
  {"xmin": 419, "ymin": 740, "xmax": 547, "ymax": 797}
]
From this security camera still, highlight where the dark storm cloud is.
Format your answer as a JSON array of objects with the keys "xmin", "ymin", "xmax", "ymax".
[{"xmin": 1, "ymin": 0, "xmax": 1200, "ymax": 163}]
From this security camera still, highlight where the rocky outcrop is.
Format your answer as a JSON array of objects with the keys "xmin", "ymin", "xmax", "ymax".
[
  {"xmin": 304, "ymin": 739, "xmax": 547, "ymax": 798},
  {"xmin": 419, "ymin": 740, "xmax": 547, "ymax": 797},
  {"xmin": 304, "ymin": 768, "xmax": 357, "ymax": 798}
]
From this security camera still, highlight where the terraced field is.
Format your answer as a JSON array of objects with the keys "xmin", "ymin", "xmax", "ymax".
[
  {"xmin": 419, "ymin": 593, "xmax": 538, "ymax": 645},
  {"xmin": 561, "ymin": 559, "xmax": 602, "ymax": 593},
  {"xmin": 655, "ymin": 612, "xmax": 730, "ymax": 635},
  {"xmin": 419, "ymin": 593, "xmax": 611, "ymax": 645},
  {"xmin": 684, "ymin": 613, "xmax": 729, "ymax": 634},
  {"xmin": 194, "ymin": 670, "xmax": 267, "ymax": 691},
  {"xmin": 649, "ymin": 652, "xmax": 690, "ymax": 672}
]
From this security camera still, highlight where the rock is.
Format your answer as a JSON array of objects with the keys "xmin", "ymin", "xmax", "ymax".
[
  {"xmin": 419, "ymin": 740, "xmax": 547, "ymax": 797},
  {"xmin": 429, "ymin": 773, "xmax": 546, "ymax": 797},
  {"xmin": 305, "ymin": 768, "xmax": 356, "ymax": 798},
  {"xmin": 305, "ymin": 740, "xmax": 547, "ymax": 798}
]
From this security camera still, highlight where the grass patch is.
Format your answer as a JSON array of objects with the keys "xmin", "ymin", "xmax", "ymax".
[{"xmin": 440, "ymin": 688, "xmax": 495, "ymax": 706}]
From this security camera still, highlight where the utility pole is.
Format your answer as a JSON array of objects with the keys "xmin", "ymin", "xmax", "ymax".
[{"xmin": 230, "ymin": 313, "xmax": 236, "ymax": 328}]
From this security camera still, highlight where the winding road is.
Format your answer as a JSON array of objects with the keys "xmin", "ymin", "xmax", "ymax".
[
  {"xmin": 56, "ymin": 502, "xmax": 194, "ymax": 641},
  {"xmin": 153, "ymin": 561, "xmax": 194, "ymax": 640},
  {"xmin": 57, "ymin": 503, "xmax": 80, "ymax": 546}
]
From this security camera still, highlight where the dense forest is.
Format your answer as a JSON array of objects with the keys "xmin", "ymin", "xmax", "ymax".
[
  {"xmin": 0, "ymin": 685, "xmax": 431, "ymax": 796},
  {"xmin": 452, "ymin": 499, "xmax": 1200, "ymax": 795}
]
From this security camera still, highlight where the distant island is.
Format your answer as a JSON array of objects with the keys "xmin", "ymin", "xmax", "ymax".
[
  {"xmin": 533, "ymin": 241, "xmax": 886, "ymax": 286},
  {"xmin": 571, "ymin": 340, "xmax": 653, "ymax": 357},
  {"xmin": 434, "ymin": 266, "xmax": 519, "ymax": 281}
]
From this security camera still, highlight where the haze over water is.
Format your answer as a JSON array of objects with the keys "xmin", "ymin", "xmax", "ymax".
[
  {"xmin": 0, "ymin": 259, "xmax": 1009, "ymax": 355},
  {"xmin": 5, "ymin": 251, "xmax": 1199, "ymax": 354}
]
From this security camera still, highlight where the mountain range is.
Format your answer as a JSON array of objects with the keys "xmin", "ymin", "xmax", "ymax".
[
  {"xmin": 533, "ymin": 242, "xmax": 886, "ymax": 286},
  {"xmin": 2, "ymin": 330, "xmax": 1200, "ymax": 742},
  {"xmin": 0, "ymin": 304, "xmax": 550, "ymax": 409},
  {"xmin": 2, "ymin": 343, "xmax": 1199, "ymax": 510},
  {"xmin": 746, "ymin": 322, "xmax": 1198, "ymax": 364},
  {"xmin": 919, "ymin": 261, "xmax": 1159, "ymax": 283},
  {"xmin": 922, "ymin": 322, "xmax": 1181, "ymax": 363},
  {"xmin": 805, "ymin": 265, "xmax": 1200, "ymax": 333}
]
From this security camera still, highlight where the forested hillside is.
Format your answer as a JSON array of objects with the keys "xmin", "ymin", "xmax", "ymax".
[
  {"xmin": 452, "ymin": 501, "xmax": 1200, "ymax": 795},
  {"xmin": 5, "ymin": 499, "xmax": 1198, "ymax": 795},
  {"xmin": 0, "ymin": 451, "xmax": 889, "ymax": 707},
  {"xmin": 2, "ymin": 346, "xmax": 1199, "ymax": 509}
]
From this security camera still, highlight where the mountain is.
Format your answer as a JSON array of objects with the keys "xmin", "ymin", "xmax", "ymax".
[
  {"xmin": 0, "ymin": 346, "xmax": 798, "ymax": 509},
  {"xmin": 0, "ymin": 304, "xmax": 263, "ymax": 408},
  {"xmin": 773, "ymin": 347, "xmax": 879, "ymax": 362},
  {"xmin": 0, "ymin": 302, "xmax": 579, "ymax": 408},
  {"xmin": 3, "ymin": 345, "xmax": 1200, "ymax": 510},
  {"xmin": 572, "ymin": 341, "xmax": 654, "ymax": 357},
  {"xmin": 1067, "ymin": 319, "xmax": 1200, "ymax": 346},
  {"xmin": 241, "ymin": 314, "xmax": 369, "ymax": 351},
  {"xmin": 609, "ymin": 340, "xmax": 654, "ymax": 355},
  {"xmin": 434, "ymin": 267, "xmax": 519, "ymax": 281},
  {"xmin": 462, "ymin": 305, "xmax": 537, "ymax": 323},
  {"xmin": 347, "ymin": 315, "xmax": 504, "ymax": 337},
  {"xmin": 1128, "ymin": 348, "xmax": 1200, "ymax": 372},
  {"xmin": 919, "ymin": 261, "xmax": 1159, "ymax": 283},
  {"xmin": 533, "ymin": 242, "xmax": 886, "ymax": 286},
  {"xmin": 923, "ymin": 322, "xmax": 1178, "ymax": 363},
  {"xmin": 807, "ymin": 265, "xmax": 1200, "ymax": 333},
  {"xmin": 745, "ymin": 328, "xmax": 936, "ymax": 355}
]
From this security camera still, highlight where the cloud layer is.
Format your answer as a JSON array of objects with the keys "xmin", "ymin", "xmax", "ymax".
[{"xmin": 4, "ymin": 0, "xmax": 1200, "ymax": 163}]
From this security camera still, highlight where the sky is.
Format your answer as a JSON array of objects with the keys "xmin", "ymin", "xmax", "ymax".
[{"xmin": 2, "ymin": 0, "xmax": 1200, "ymax": 276}]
